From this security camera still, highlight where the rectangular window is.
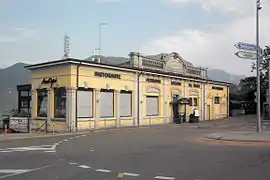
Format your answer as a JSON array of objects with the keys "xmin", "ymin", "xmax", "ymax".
[
  {"xmin": 193, "ymin": 84, "xmax": 200, "ymax": 88},
  {"xmin": 77, "ymin": 89, "xmax": 93, "ymax": 118},
  {"xmin": 120, "ymin": 91, "xmax": 132, "ymax": 117},
  {"xmin": 100, "ymin": 89, "xmax": 114, "ymax": 118},
  {"xmin": 189, "ymin": 97, "xmax": 193, "ymax": 106},
  {"xmin": 212, "ymin": 86, "xmax": 224, "ymax": 90},
  {"xmin": 146, "ymin": 96, "xmax": 159, "ymax": 116},
  {"xmin": 193, "ymin": 98, "xmax": 198, "ymax": 106},
  {"xmin": 37, "ymin": 89, "xmax": 48, "ymax": 117},
  {"xmin": 54, "ymin": 88, "xmax": 66, "ymax": 118},
  {"xmin": 188, "ymin": 84, "xmax": 192, "ymax": 87},
  {"xmin": 214, "ymin": 97, "xmax": 220, "ymax": 104},
  {"xmin": 20, "ymin": 90, "xmax": 29, "ymax": 97}
]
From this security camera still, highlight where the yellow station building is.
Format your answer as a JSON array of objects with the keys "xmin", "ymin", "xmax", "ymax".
[{"xmin": 20, "ymin": 52, "xmax": 230, "ymax": 132}]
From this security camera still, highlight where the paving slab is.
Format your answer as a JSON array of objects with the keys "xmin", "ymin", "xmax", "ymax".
[{"xmin": 205, "ymin": 131, "xmax": 270, "ymax": 142}]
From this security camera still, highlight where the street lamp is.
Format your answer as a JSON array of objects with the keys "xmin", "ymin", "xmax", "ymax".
[
  {"xmin": 256, "ymin": 0, "xmax": 262, "ymax": 132},
  {"xmin": 95, "ymin": 22, "xmax": 109, "ymax": 56}
]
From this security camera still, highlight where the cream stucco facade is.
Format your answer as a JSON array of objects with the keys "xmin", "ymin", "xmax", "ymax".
[{"xmin": 23, "ymin": 52, "xmax": 230, "ymax": 132}]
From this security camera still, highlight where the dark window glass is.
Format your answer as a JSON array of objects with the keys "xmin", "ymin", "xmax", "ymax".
[
  {"xmin": 37, "ymin": 89, "xmax": 48, "ymax": 117},
  {"xmin": 54, "ymin": 88, "xmax": 66, "ymax": 118},
  {"xmin": 214, "ymin": 97, "xmax": 220, "ymax": 104}
]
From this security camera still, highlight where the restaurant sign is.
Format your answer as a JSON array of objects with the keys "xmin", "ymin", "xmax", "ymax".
[
  {"xmin": 94, "ymin": 72, "xmax": 121, "ymax": 79},
  {"xmin": 41, "ymin": 77, "xmax": 57, "ymax": 87},
  {"xmin": 189, "ymin": 89, "xmax": 199, "ymax": 96},
  {"xmin": 146, "ymin": 78, "xmax": 161, "ymax": 84}
]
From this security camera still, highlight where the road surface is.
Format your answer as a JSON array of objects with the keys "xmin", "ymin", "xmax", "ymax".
[{"xmin": 0, "ymin": 117, "xmax": 270, "ymax": 180}]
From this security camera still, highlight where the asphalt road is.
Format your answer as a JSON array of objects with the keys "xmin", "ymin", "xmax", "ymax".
[{"xmin": 1, "ymin": 117, "xmax": 270, "ymax": 180}]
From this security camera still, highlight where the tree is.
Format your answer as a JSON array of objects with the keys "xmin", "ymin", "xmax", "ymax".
[{"xmin": 237, "ymin": 55, "xmax": 269, "ymax": 103}]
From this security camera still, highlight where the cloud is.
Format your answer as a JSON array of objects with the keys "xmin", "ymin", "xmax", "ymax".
[
  {"xmin": 95, "ymin": 0, "xmax": 120, "ymax": 3},
  {"xmin": 166, "ymin": 0, "xmax": 258, "ymax": 15},
  {"xmin": 0, "ymin": 28, "xmax": 39, "ymax": 43},
  {"xmin": 139, "ymin": 0, "xmax": 270, "ymax": 75}
]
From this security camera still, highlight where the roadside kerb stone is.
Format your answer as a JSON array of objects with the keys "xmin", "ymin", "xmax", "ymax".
[{"xmin": 205, "ymin": 131, "xmax": 270, "ymax": 142}]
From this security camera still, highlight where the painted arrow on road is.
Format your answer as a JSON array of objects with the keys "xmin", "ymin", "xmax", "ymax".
[{"xmin": 235, "ymin": 51, "xmax": 258, "ymax": 60}]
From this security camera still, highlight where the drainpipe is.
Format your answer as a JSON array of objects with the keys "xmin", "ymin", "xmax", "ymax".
[
  {"xmin": 136, "ymin": 53, "xmax": 142, "ymax": 126},
  {"xmin": 75, "ymin": 61, "xmax": 82, "ymax": 131},
  {"xmin": 137, "ymin": 71, "xmax": 143, "ymax": 126}
]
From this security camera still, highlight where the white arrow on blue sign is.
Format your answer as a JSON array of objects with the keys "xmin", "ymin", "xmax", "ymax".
[
  {"xmin": 234, "ymin": 42, "xmax": 261, "ymax": 53},
  {"xmin": 235, "ymin": 51, "xmax": 258, "ymax": 60}
]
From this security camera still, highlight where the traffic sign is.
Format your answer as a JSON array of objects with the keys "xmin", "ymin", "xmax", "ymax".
[
  {"xmin": 234, "ymin": 42, "xmax": 262, "ymax": 53},
  {"xmin": 235, "ymin": 51, "xmax": 258, "ymax": 60}
]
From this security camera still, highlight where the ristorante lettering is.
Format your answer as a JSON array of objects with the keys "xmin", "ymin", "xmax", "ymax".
[
  {"xmin": 41, "ymin": 77, "xmax": 57, "ymax": 87},
  {"xmin": 94, "ymin": 72, "xmax": 121, "ymax": 79},
  {"xmin": 146, "ymin": 78, "xmax": 161, "ymax": 84}
]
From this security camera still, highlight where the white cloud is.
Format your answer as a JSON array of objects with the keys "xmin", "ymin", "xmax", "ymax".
[
  {"xmin": 139, "ymin": 0, "xmax": 270, "ymax": 75},
  {"xmin": 95, "ymin": 0, "xmax": 120, "ymax": 3},
  {"xmin": 166, "ymin": 0, "xmax": 258, "ymax": 15},
  {"xmin": 0, "ymin": 28, "xmax": 39, "ymax": 43}
]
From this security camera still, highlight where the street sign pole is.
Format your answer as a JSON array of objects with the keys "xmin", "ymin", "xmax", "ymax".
[{"xmin": 256, "ymin": 0, "xmax": 262, "ymax": 133}]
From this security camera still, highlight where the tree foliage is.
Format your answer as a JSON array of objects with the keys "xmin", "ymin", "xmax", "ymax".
[{"xmin": 231, "ymin": 56, "xmax": 269, "ymax": 102}]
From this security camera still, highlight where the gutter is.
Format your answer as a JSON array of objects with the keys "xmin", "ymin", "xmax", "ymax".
[
  {"xmin": 75, "ymin": 61, "xmax": 82, "ymax": 131},
  {"xmin": 137, "ymin": 70, "xmax": 143, "ymax": 126}
]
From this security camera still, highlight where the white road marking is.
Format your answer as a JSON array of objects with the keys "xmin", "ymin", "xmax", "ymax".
[
  {"xmin": 0, "ymin": 144, "xmax": 56, "ymax": 153},
  {"xmin": 69, "ymin": 137, "xmax": 74, "ymax": 140},
  {"xmin": 69, "ymin": 162, "xmax": 77, "ymax": 165},
  {"xmin": 154, "ymin": 176, "xmax": 176, "ymax": 180},
  {"xmin": 54, "ymin": 143, "xmax": 60, "ymax": 145},
  {"xmin": 78, "ymin": 165, "xmax": 91, "ymax": 169},
  {"xmin": 0, "ymin": 151, "xmax": 13, "ymax": 153},
  {"xmin": 123, "ymin": 172, "xmax": 140, "ymax": 177},
  {"xmin": 81, "ymin": 134, "xmax": 86, "ymax": 137},
  {"xmin": 44, "ymin": 150, "xmax": 56, "ymax": 153},
  {"xmin": 0, "ymin": 169, "xmax": 30, "ymax": 173},
  {"xmin": 63, "ymin": 139, "xmax": 68, "ymax": 142},
  {"xmin": 96, "ymin": 169, "xmax": 111, "ymax": 173},
  {"xmin": 58, "ymin": 141, "xmax": 63, "ymax": 143},
  {"xmin": 89, "ymin": 149, "xmax": 94, "ymax": 152},
  {"xmin": 0, "ymin": 166, "xmax": 50, "ymax": 179}
]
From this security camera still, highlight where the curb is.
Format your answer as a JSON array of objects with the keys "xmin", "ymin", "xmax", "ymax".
[
  {"xmin": 204, "ymin": 134, "xmax": 270, "ymax": 143},
  {"xmin": 0, "ymin": 124, "xmax": 165, "ymax": 143}
]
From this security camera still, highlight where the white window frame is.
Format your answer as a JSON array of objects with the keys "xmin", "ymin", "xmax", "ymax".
[
  {"xmin": 100, "ymin": 89, "xmax": 114, "ymax": 118},
  {"xmin": 120, "ymin": 91, "xmax": 132, "ymax": 117},
  {"xmin": 146, "ymin": 96, "xmax": 159, "ymax": 116},
  {"xmin": 77, "ymin": 88, "xmax": 93, "ymax": 118}
]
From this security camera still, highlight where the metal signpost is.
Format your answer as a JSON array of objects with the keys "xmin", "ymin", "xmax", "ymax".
[{"xmin": 233, "ymin": 0, "xmax": 262, "ymax": 133}]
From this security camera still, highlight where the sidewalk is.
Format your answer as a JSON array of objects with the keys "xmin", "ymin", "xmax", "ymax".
[
  {"xmin": 205, "ymin": 131, "xmax": 270, "ymax": 142},
  {"xmin": 0, "ymin": 130, "xmax": 94, "ymax": 142}
]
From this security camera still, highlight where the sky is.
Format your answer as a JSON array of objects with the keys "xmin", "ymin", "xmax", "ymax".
[{"xmin": 0, "ymin": 0, "xmax": 270, "ymax": 76}]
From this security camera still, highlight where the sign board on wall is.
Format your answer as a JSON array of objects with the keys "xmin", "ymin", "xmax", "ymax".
[
  {"xmin": 9, "ymin": 118, "xmax": 28, "ymax": 133},
  {"xmin": 189, "ymin": 89, "xmax": 199, "ymax": 96}
]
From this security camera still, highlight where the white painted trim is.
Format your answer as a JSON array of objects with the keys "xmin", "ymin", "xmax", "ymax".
[
  {"xmin": 144, "ymin": 116, "xmax": 164, "ymax": 119},
  {"xmin": 99, "ymin": 118, "xmax": 117, "ymax": 121},
  {"xmin": 120, "ymin": 117, "xmax": 134, "ymax": 120}
]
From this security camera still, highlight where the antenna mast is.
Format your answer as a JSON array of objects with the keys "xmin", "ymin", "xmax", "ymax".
[{"xmin": 62, "ymin": 34, "xmax": 70, "ymax": 59}]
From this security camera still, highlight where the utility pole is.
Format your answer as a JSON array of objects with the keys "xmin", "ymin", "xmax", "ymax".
[{"xmin": 256, "ymin": 0, "xmax": 262, "ymax": 132}]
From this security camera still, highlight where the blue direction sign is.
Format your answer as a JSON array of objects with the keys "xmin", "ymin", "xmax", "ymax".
[{"xmin": 234, "ymin": 42, "xmax": 262, "ymax": 53}]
